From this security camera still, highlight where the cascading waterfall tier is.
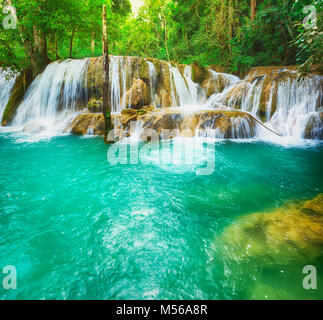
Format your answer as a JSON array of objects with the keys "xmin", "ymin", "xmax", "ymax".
[
  {"xmin": 13, "ymin": 59, "xmax": 89, "ymax": 135},
  {"xmin": 110, "ymin": 107, "xmax": 258, "ymax": 141},
  {"xmin": 86, "ymin": 56, "xmax": 216, "ymax": 111},
  {"xmin": 208, "ymin": 67, "xmax": 323, "ymax": 139},
  {"xmin": 1, "ymin": 56, "xmax": 322, "ymax": 140},
  {"xmin": 0, "ymin": 68, "xmax": 17, "ymax": 123}
]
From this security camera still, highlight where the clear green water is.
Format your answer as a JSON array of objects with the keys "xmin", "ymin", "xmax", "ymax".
[{"xmin": 0, "ymin": 132, "xmax": 323, "ymax": 300}]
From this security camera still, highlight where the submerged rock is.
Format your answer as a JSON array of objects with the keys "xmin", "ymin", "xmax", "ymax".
[
  {"xmin": 219, "ymin": 194, "xmax": 323, "ymax": 265},
  {"xmin": 246, "ymin": 283, "xmax": 297, "ymax": 300}
]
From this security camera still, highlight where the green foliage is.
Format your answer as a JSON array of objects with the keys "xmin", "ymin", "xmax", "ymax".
[
  {"xmin": 293, "ymin": 0, "xmax": 323, "ymax": 71},
  {"xmin": 0, "ymin": 0, "xmax": 321, "ymax": 74}
]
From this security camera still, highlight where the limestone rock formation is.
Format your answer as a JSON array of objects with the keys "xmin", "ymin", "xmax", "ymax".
[
  {"xmin": 191, "ymin": 62, "xmax": 209, "ymax": 84},
  {"xmin": 67, "ymin": 107, "xmax": 257, "ymax": 140},
  {"xmin": 202, "ymin": 74, "xmax": 231, "ymax": 98},
  {"xmin": 115, "ymin": 108, "xmax": 257, "ymax": 140},
  {"xmin": 124, "ymin": 79, "xmax": 150, "ymax": 109},
  {"xmin": 70, "ymin": 113, "xmax": 105, "ymax": 135},
  {"xmin": 1, "ymin": 70, "xmax": 33, "ymax": 126}
]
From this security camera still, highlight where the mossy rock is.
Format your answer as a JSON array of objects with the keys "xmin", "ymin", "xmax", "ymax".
[
  {"xmin": 218, "ymin": 194, "xmax": 323, "ymax": 266},
  {"xmin": 136, "ymin": 57, "xmax": 150, "ymax": 84},
  {"xmin": 87, "ymin": 97, "xmax": 103, "ymax": 113},
  {"xmin": 2, "ymin": 69, "xmax": 33, "ymax": 126},
  {"xmin": 70, "ymin": 113, "xmax": 105, "ymax": 135}
]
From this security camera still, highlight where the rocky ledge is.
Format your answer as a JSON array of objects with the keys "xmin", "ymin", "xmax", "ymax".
[{"xmin": 69, "ymin": 107, "xmax": 258, "ymax": 140}]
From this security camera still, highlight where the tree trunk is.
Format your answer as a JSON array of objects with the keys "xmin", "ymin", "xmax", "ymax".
[
  {"xmin": 55, "ymin": 35, "xmax": 59, "ymax": 60},
  {"xmin": 102, "ymin": 4, "xmax": 112, "ymax": 143},
  {"xmin": 31, "ymin": 25, "xmax": 48, "ymax": 77},
  {"xmin": 14, "ymin": 1, "xmax": 48, "ymax": 78},
  {"xmin": 91, "ymin": 34, "xmax": 95, "ymax": 55},
  {"xmin": 228, "ymin": 0, "xmax": 234, "ymax": 54},
  {"xmin": 164, "ymin": 16, "xmax": 170, "ymax": 61},
  {"xmin": 69, "ymin": 28, "xmax": 75, "ymax": 58},
  {"xmin": 251, "ymin": 0, "xmax": 257, "ymax": 28}
]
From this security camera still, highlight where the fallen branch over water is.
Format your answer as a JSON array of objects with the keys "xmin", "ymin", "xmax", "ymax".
[{"xmin": 249, "ymin": 115, "xmax": 282, "ymax": 137}]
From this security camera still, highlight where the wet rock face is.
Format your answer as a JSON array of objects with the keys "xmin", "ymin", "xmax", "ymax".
[
  {"xmin": 124, "ymin": 79, "xmax": 150, "ymax": 109},
  {"xmin": 87, "ymin": 98, "xmax": 103, "ymax": 113},
  {"xmin": 87, "ymin": 57, "xmax": 103, "ymax": 98},
  {"xmin": 86, "ymin": 56, "xmax": 179, "ymax": 109},
  {"xmin": 202, "ymin": 75, "xmax": 231, "ymax": 98},
  {"xmin": 193, "ymin": 110, "xmax": 257, "ymax": 139},
  {"xmin": 305, "ymin": 113, "xmax": 323, "ymax": 139},
  {"xmin": 70, "ymin": 113, "xmax": 105, "ymax": 135},
  {"xmin": 209, "ymin": 66, "xmax": 323, "ymax": 139},
  {"xmin": 2, "ymin": 69, "xmax": 33, "ymax": 126},
  {"xmin": 191, "ymin": 62, "xmax": 209, "ymax": 84},
  {"xmin": 67, "ymin": 107, "xmax": 257, "ymax": 140},
  {"xmin": 218, "ymin": 194, "xmax": 323, "ymax": 265},
  {"xmin": 115, "ymin": 108, "xmax": 257, "ymax": 140}
]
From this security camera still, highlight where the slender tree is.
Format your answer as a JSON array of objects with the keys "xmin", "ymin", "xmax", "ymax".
[
  {"xmin": 251, "ymin": 0, "xmax": 257, "ymax": 30},
  {"xmin": 102, "ymin": 4, "xmax": 112, "ymax": 143}
]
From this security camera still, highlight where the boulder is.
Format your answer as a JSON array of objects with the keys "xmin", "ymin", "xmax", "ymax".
[
  {"xmin": 202, "ymin": 75, "xmax": 230, "ymax": 98},
  {"xmin": 70, "ymin": 113, "xmax": 105, "ymax": 135},
  {"xmin": 192, "ymin": 110, "xmax": 257, "ymax": 139}
]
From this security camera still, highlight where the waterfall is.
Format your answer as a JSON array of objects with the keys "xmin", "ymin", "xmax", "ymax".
[
  {"xmin": 110, "ymin": 56, "xmax": 121, "ymax": 113},
  {"xmin": 13, "ymin": 59, "xmax": 89, "ymax": 135},
  {"xmin": 207, "ymin": 71, "xmax": 323, "ymax": 139},
  {"xmin": 121, "ymin": 58, "xmax": 127, "ymax": 110},
  {"xmin": 195, "ymin": 116, "xmax": 255, "ymax": 140},
  {"xmin": 269, "ymin": 75, "xmax": 322, "ymax": 138},
  {"xmin": 0, "ymin": 68, "xmax": 17, "ymax": 123},
  {"xmin": 168, "ymin": 64, "xmax": 201, "ymax": 106},
  {"xmin": 208, "ymin": 75, "xmax": 264, "ymax": 113},
  {"xmin": 147, "ymin": 61, "xmax": 157, "ymax": 105},
  {"xmin": 183, "ymin": 66, "xmax": 200, "ymax": 103},
  {"xmin": 1, "ymin": 54, "xmax": 321, "ymax": 141},
  {"xmin": 209, "ymin": 69, "xmax": 240, "ymax": 86}
]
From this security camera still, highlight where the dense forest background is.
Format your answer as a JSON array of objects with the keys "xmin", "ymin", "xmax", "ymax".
[{"xmin": 0, "ymin": 0, "xmax": 322, "ymax": 77}]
